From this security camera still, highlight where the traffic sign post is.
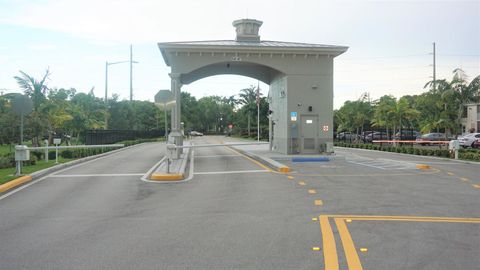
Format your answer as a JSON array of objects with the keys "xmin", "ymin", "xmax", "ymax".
[
  {"xmin": 11, "ymin": 95, "xmax": 33, "ymax": 145},
  {"xmin": 53, "ymin": 138, "xmax": 61, "ymax": 164},
  {"xmin": 154, "ymin": 90, "xmax": 175, "ymax": 141}
]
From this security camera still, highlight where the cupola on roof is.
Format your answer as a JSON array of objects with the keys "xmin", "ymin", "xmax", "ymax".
[{"xmin": 232, "ymin": 19, "xmax": 263, "ymax": 42}]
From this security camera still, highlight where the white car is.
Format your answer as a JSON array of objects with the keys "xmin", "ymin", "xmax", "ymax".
[
  {"xmin": 458, "ymin": 133, "xmax": 480, "ymax": 148},
  {"xmin": 190, "ymin": 131, "xmax": 204, "ymax": 136}
]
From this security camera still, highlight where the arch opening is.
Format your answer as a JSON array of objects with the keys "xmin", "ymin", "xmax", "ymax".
[{"xmin": 180, "ymin": 61, "xmax": 284, "ymax": 85}]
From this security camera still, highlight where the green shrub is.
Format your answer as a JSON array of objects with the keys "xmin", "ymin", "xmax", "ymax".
[
  {"xmin": 61, "ymin": 150, "xmax": 73, "ymax": 158},
  {"xmin": 0, "ymin": 156, "xmax": 14, "ymax": 169},
  {"xmin": 31, "ymin": 151, "xmax": 43, "ymax": 160}
]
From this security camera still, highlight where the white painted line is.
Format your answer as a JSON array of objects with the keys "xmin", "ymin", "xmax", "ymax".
[
  {"xmin": 194, "ymin": 154, "xmax": 241, "ymax": 158},
  {"xmin": 347, "ymin": 161, "xmax": 387, "ymax": 170},
  {"xmin": 184, "ymin": 147, "xmax": 195, "ymax": 182},
  {"xmin": 140, "ymin": 145, "xmax": 196, "ymax": 184},
  {"xmin": 381, "ymin": 164, "xmax": 413, "ymax": 169},
  {"xmin": 140, "ymin": 156, "xmax": 166, "ymax": 183},
  {"xmin": 0, "ymin": 149, "xmax": 131, "ymax": 201},
  {"xmin": 50, "ymin": 173, "xmax": 144, "ymax": 177},
  {"xmin": 194, "ymin": 169, "xmax": 269, "ymax": 175}
]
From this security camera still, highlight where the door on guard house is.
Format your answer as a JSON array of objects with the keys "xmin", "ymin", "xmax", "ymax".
[{"xmin": 300, "ymin": 115, "xmax": 318, "ymax": 153}]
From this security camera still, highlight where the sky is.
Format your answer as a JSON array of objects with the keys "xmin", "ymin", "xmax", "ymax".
[{"xmin": 0, "ymin": 0, "xmax": 478, "ymax": 109}]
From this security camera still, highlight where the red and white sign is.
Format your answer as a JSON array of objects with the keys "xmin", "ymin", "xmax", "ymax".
[{"xmin": 322, "ymin": 125, "xmax": 329, "ymax": 132}]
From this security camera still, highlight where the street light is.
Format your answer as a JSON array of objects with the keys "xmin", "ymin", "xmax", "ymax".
[{"xmin": 104, "ymin": 59, "xmax": 138, "ymax": 129}]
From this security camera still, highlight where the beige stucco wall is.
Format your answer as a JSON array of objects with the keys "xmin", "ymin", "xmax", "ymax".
[{"xmin": 161, "ymin": 48, "xmax": 341, "ymax": 154}]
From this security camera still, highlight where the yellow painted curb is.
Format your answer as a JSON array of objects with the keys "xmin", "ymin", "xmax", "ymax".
[
  {"xmin": 0, "ymin": 175, "xmax": 33, "ymax": 193},
  {"xmin": 150, "ymin": 173, "xmax": 184, "ymax": 181},
  {"xmin": 416, "ymin": 164, "xmax": 430, "ymax": 170},
  {"xmin": 278, "ymin": 166, "xmax": 291, "ymax": 173}
]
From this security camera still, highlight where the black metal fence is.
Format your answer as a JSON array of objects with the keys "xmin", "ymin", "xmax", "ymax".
[
  {"xmin": 335, "ymin": 128, "xmax": 419, "ymax": 144},
  {"xmin": 85, "ymin": 129, "xmax": 164, "ymax": 145}
]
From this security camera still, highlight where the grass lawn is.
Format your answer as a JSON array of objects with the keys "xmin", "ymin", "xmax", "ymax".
[
  {"xmin": 0, "ymin": 157, "xmax": 73, "ymax": 185},
  {"xmin": 0, "ymin": 144, "xmax": 15, "ymax": 156}
]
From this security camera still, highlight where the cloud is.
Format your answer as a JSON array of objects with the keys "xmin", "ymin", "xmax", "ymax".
[{"xmin": 1, "ymin": 0, "xmax": 246, "ymax": 43}]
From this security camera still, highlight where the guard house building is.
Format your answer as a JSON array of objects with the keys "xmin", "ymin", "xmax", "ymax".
[{"xmin": 158, "ymin": 19, "xmax": 347, "ymax": 154}]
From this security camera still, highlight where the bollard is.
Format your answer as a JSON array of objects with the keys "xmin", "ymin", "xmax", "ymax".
[
  {"xmin": 55, "ymin": 145, "xmax": 59, "ymax": 164},
  {"xmin": 44, "ymin": 139, "xmax": 49, "ymax": 162}
]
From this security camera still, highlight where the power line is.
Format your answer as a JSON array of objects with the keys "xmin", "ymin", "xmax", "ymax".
[
  {"xmin": 338, "ymin": 53, "xmax": 430, "ymax": 61},
  {"xmin": 436, "ymin": 53, "xmax": 480, "ymax": 57}
]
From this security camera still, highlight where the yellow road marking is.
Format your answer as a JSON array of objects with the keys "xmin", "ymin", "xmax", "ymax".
[
  {"xmin": 312, "ymin": 217, "xmax": 318, "ymax": 221},
  {"xmin": 447, "ymin": 172, "xmax": 454, "ymax": 176},
  {"xmin": 299, "ymin": 181, "xmax": 306, "ymax": 186},
  {"xmin": 320, "ymin": 216, "xmax": 339, "ymax": 270},
  {"xmin": 308, "ymin": 189, "xmax": 317, "ymax": 194},
  {"xmin": 416, "ymin": 164, "xmax": 431, "ymax": 170},
  {"xmin": 329, "ymin": 215, "xmax": 480, "ymax": 223},
  {"xmin": 318, "ymin": 215, "xmax": 480, "ymax": 270},
  {"xmin": 335, "ymin": 218, "xmax": 363, "ymax": 270},
  {"xmin": 315, "ymin": 200, "xmax": 323, "ymax": 206},
  {"xmin": 287, "ymin": 175, "xmax": 294, "ymax": 180},
  {"xmin": 226, "ymin": 147, "xmax": 273, "ymax": 172},
  {"xmin": 150, "ymin": 173, "xmax": 183, "ymax": 181},
  {"xmin": 460, "ymin": 177, "xmax": 469, "ymax": 181},
  {"xmin": 473, "ymin": 184, "xmax": 480, "ymax": 189},
  {"xmin": 312, "ymin": 247, "xmax": 321, "ymax": 251}
]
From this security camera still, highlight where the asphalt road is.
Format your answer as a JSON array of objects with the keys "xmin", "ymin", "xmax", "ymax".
[{"xmin": 0, "ymin": 138, "xmax": 479, "ymax": 270}]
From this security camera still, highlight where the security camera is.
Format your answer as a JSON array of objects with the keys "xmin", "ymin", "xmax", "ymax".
[{"xmin": 297, "ymin": 103, "xmax": 302, "ymax": 106}]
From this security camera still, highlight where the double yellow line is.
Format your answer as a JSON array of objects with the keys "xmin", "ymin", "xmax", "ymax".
[{"xmin": 319, "ymin": 215, "xmax": 480, "ymax": 270}]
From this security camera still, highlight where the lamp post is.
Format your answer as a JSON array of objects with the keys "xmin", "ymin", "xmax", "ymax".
[{"xmin": 104, "ymin": 58, "xmax": 138, "ymax": 129}]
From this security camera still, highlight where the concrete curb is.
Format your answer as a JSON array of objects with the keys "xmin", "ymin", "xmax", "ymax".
[
  {"xmin": 149, "ymin": 147, "xmax": 191, "ymax": 182},
  {"xmin": 0, "ymin": 142, "xmax": 152, "ymax": 195},
  {"xmin": 335, "ymin": 146, "xmax": 480, "ymax": 166},
  {"xmin": 230, "ymin": 146, "xmax": 291, "ymax": 173}
]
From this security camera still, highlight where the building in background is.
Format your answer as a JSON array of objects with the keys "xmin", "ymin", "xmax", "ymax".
[{"xmin": 461, "ymin": 103, "xmax": 480, "ymax": 134}]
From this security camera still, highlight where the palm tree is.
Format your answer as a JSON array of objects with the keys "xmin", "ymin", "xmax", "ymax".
[
  {"xmin": 238, "ymin": 85, "xmax": 261, "ymax": 136},
  {"xmin": 424, "ymin": 69, "xmax": 480, "ymax": 135},
  {"xmin": 13, "ymin": 69, "xmax": 51, "ymax": 146},
  {"xmin": 14, "ymin": 69, "xmax": 50, "ymax": 112},
  {"xmin": 372, "ymin": 95, "xmax": 396, "ymax": 136}
]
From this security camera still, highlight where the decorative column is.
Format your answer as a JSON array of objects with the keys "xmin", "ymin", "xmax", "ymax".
[{"xmin": 169, "ymin": 73, "xmax": 183, "ymax": 158}]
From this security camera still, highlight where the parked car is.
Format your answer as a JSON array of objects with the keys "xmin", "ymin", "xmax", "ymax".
[
  {"xmin": 365, "ymin": 131, "xmax": 388, "ymax": 142},
  {"xmin": 416, "ymin": 133, "xmax": 448, "ymax": 145},
  {"xmin": 394, "ymin": 130, "xmax": 421, "ymax": 140},
  {"xmin": 361, "ymin": 131, "xmax": 375, "ymax": 137},
  {"xmin": 190, "ymin": 131, "xmax": 204, "ymax": 136},
  {"xmin": 337, "ymin": 132, "xmax": 353, "ymax": 140},
  {"xmin": 473, "ymin": 138, "xmax": 480, "ymax": 148},
  {"xmin": 458, "ymin": 133, "xmax": 480, "ymax": 148}
]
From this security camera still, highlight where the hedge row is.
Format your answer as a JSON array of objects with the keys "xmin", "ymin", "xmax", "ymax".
[
  {"xmin": 0, "ymin": 138, "xmax": 161, "ymax": 169},
  {"xmin": 334, "ymin": 142, "xmax": 480, "ymax": 162}
]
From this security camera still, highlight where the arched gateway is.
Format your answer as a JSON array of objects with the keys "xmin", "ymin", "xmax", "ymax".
[{"xmin": 158, "ymin": 19, "xmax": 347, "ymax": 155}]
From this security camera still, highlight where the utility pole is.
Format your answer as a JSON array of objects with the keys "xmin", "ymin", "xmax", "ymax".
[
  {"xmin": 257, "ymin": 81, "xmax": 260, "ymax": 142},
  {"xmin": 105, "ymin": 61, "xmax": 108, "ymax": 129},
  {"xmin": 130, "ymin": 44, "xmax": 133, "ymax": 101},
  {"xmin": 433, "ymin": 42, "xmax": 436, "ymax": 91}
]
